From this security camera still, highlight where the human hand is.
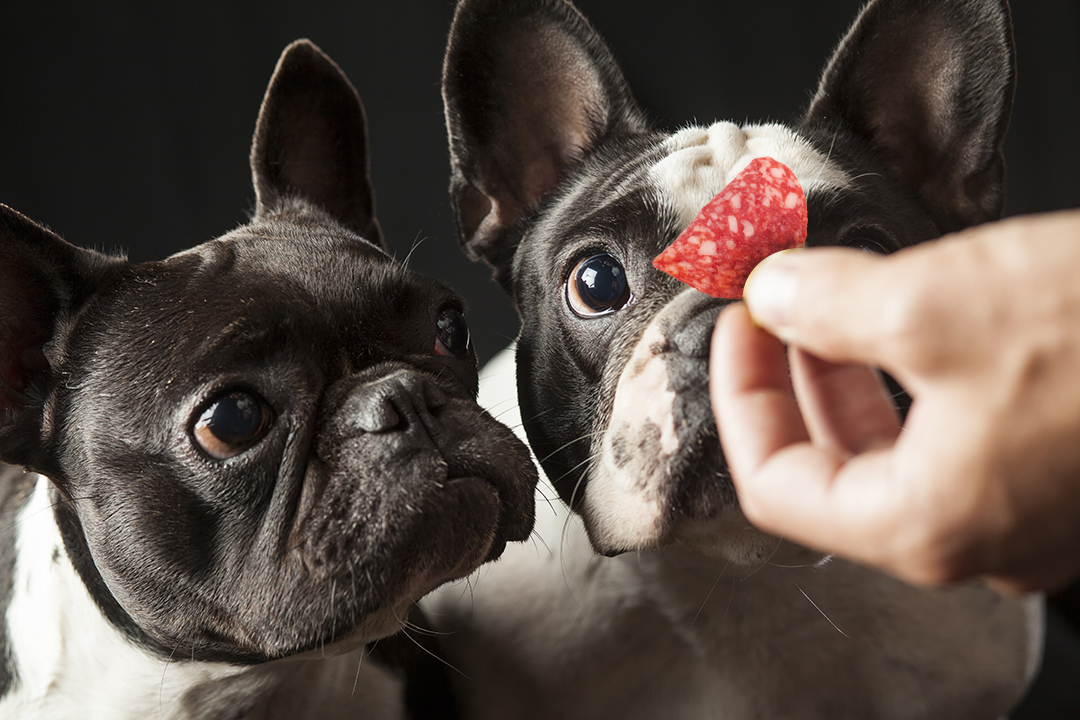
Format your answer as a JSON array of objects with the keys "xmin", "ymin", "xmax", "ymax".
[{"xmin": 710, "ymin": 210, "xmax": 1080, "ymax": 593}]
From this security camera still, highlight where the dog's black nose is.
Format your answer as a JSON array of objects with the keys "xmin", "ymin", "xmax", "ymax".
[
  {"xmin": 670, "ymin": 299, "xmax": 725, "ymax": 358},
  {"xmin": 345, "ymin": 371, "xmax": 448, "ymax": 433}
]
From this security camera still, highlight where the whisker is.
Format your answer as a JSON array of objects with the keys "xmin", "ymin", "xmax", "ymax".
[
  {"xmin": 564, "ymin": 452, "xmax": 598, "ymax": 511},
  {"xmin": 848, "ymin": 171, "xmax": 885, "ymax": 183},
  {"xmin": 768, "ymin": 561, "xmax": 818, "ymax": 569},
  {"xmin": 351, "ymin": 643, "xmax": 368, "ymax": 698},
  {"xmin": 808, "ymin": 127, "xmax": 839, "ymax": 194},
  {"xmin": 397, "ymin": 615, "xmax": 452, "ymax": 638},
  {"xmin": 159, "ymin": 644, "xmax": 181, "ymax": 717},
  {"xmin": 690, "ymin": 561, "xmax": 729, "ymax": 631},
  {"xmin": 723, "ymin": 568, "xmax": 738, "ymax": 619},
  {"xmin": 528, "ymin": 526, "xmax": 554, "ymax": 559},
  {"xmin": 538, "ymin": 429, "xmax": 603, "ymax": 467},
  {"xmin": 516, "ymin": 405, "xmax": 558, "ymax": 428},
  {"xmin": 0, "ymin": 484, "xmax": 93, "ymax": 541},
  {"xmin": 401, "ymin": 233, "xmax": 428, "ymax": 269},
  {"xmin": 792, "ymin": 579, "xmax": 848, "ymax": 638},
  {"xmin": 397, "ymin": 622, "xmax": 471, "ymax": 680},
  {"xmin": 485, "ymin": 401, "xmax": 523, "ymax": 425},
  {"xmin": 557, "ymin": 530, "xmax": 585, "ymax": 613}
]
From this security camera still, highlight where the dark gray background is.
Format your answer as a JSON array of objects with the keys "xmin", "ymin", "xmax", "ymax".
[
  {"xmin": 1, "ymin": 1, "xmax": 1077, "ymax": 364},
  {"xmin": 2, "ymin": 1, "xmax": 1079, "ymax": 714}
]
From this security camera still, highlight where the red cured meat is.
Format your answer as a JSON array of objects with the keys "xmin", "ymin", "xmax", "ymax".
[{"xmin": 653, "ymin": 156, "xmax": 807, "ymax": 299}]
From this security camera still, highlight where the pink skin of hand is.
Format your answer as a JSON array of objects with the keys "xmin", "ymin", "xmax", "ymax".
[{"xmin": 710, "ymin": 210, "xmax": 1080, "ymax": 594}]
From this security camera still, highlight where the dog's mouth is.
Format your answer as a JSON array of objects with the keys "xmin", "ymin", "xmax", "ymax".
[
  {"xmin": 295, "ymin": 390, "xmax": 534, "ymax": 553},
  {"xmin": 445, "ymin": 474, "xmax": 516, "ymax": 561}
]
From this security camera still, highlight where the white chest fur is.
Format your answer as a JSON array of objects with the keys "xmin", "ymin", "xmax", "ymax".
[{"xmin": 422, "ymin": 346, "xmax": 1044, "ymax": 720}]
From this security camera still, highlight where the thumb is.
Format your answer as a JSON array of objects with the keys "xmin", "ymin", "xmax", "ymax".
[{"xmin": 743, "ymin": 248, "xmax": 903, "ymax": 368}]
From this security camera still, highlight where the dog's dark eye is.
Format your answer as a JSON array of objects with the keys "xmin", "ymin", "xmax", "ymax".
[
  {"xmin": 567, "ymin": 253, "xmax": 633, "ymax": 318},
  {"xmin": 435, "ymin": 307, "xmax": 470, "ymax": 357},
  {"xmin": 193, "ymin": 391, "xmax": 272, "ymax": 460},
  {"xmin": 845, "ymin": 237, "xmax": 890, "ymax": 254}
]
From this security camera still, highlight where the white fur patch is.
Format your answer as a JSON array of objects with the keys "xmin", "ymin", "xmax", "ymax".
[
  {"xmin": 5, "ymin": 475, "xmax": 65, "ymax": 705},
  {"xmin": 1, "ymin": 476, "xmax": 244, "ymax": 718},
  {"xmin": 617, "ymin": 323, "xmax": 681, "ymax": 458},
  {"xmin": 651, "ymin": 122, "xmax": 849, "ymax": 229},
  {"xmin": 583, "ymin": 321, "xmax": 678, "ymax": 550}
]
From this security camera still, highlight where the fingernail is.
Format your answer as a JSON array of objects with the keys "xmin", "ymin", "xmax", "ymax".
[{"xmin": 743, "ymin": 249, "xmax": 800, "ymax": 339}]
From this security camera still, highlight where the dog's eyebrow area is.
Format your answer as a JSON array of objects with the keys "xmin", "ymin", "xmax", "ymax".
[{"xmin": 650, "ymin": 122, "xmax": 850, "ymax": 230}]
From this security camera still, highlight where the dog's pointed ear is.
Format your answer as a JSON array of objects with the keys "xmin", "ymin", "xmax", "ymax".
[
  {"xmin": 0, "ymin": 205, "xmax": 122, "ymax": 471},
  {"xmin": 805, "ymin": 0, "xmax": 1015, "ymax": 232},
  {"xmin": 251, "ymin": 39, "xmax": 385, "ymax": 251},
  {"xmin": 442, "ymin": 0, "xmax": 648, "ymax": 289}
]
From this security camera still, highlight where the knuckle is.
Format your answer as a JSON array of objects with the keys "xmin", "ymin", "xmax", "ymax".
[
  {"xmin": 893, "ymin": 481, "xmax": 1001, "ymax": 586},
  {"xmin": 895, "ymin": 533, "xmax": 974, "ymax": 586},
  {"xmin": 875, "ymin": 283, "xmax": 944, "ymax": 371}
]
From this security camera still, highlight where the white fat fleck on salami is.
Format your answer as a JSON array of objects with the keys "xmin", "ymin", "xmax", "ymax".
[{"xmin": 650, "ymin": 121, "xmax": 849, "ymax": 229}]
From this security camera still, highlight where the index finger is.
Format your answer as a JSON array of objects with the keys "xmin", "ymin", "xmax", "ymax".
[{"xmin": 710, "ymin": 302, "xmax": 809, "ymax": 477}]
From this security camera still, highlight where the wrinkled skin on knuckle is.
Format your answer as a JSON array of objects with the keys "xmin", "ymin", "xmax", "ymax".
[{"xmin": 893, "ymin": 521, "xmax": 981, "ymax": 587}]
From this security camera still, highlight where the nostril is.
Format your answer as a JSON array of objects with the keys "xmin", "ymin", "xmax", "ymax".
[
  {"xmin": 353, "ymin": 398, "xmax": 401, "ymax": 433},
  {"xmin": 343, "ymin": 371, "xmax": 449, "ymax": 435},
  {"xmin": 386, "ymin": 370, "xmax": 449, "ymax": 413}
]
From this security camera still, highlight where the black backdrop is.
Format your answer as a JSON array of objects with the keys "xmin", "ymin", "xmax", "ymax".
[
  {"xmin": 2, "ymin": 1, "xmax": 1080, "ymax": 713},
  {"xmin": 2, "ymin": 1, "xmax": 1077, "ymax": 364}
]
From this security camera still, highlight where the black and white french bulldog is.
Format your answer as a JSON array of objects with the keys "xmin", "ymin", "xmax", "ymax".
[
  {"xmin": 423, "ymin": 0, "xmax": 1044, "ymax": 717},
  {"xmin": 0, "ymin": 39, "xmax": 536, "ymax": 719}
]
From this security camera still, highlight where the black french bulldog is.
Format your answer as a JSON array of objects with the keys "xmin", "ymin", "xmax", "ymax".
[
  {"xmin": 0, "ymin": 39, "xmax": 535, "ymax": 719},
  {"xmin": 422, "ymin": 0, "xmax": 1043, "ymax": 718}
]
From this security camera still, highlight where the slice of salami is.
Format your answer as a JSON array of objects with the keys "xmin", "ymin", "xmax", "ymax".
[{"xmin": 653, "ymin": 156, "xmax": 807, "ymax": 299}]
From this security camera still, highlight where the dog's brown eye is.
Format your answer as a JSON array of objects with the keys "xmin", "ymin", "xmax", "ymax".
[
  {"xmin": 193, "ymin": 391, "xmax": 272, "ymax": 460},
  {"xmin": 567, "ymin": 253, "xmax": 633, "ymax": 318},
  {"xmin": 435, "ymin": 307, "xmax": 470, "ymax": 357}
]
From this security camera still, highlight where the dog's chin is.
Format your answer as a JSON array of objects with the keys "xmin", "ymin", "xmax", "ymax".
[
  {"xmin": 288, "ymin": 477, "xmax": 513, "ymax": 659},
  {"xmin": 580, "ymin": 466, "xmax": 822, "ymax": 567},
  {"xmin": 441, "ymin": 475, "xmax": 513, "ymax": 565},
  {"xmin": 289, "ymin": 601, "xmax": 418, "ymax": 660},
  {"xmin": 576, "ymin": 447, "xmax": 729, "ymax": 557}
]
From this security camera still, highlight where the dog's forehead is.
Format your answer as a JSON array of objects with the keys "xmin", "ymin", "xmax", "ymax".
[
  {"xmin": 183, "ymin": 227, "xmax": 388, "ymax": 285},
  {"xmin": 92, "ymin": 227, "xmax": 449, "ymax": 364},
  {"xmin": 165, "ymin": 225, "xmax": 435, "ymax": 313},
  {"xmin": 651, "ymin": 121, "xmax": 850, "ymax": 228}
]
